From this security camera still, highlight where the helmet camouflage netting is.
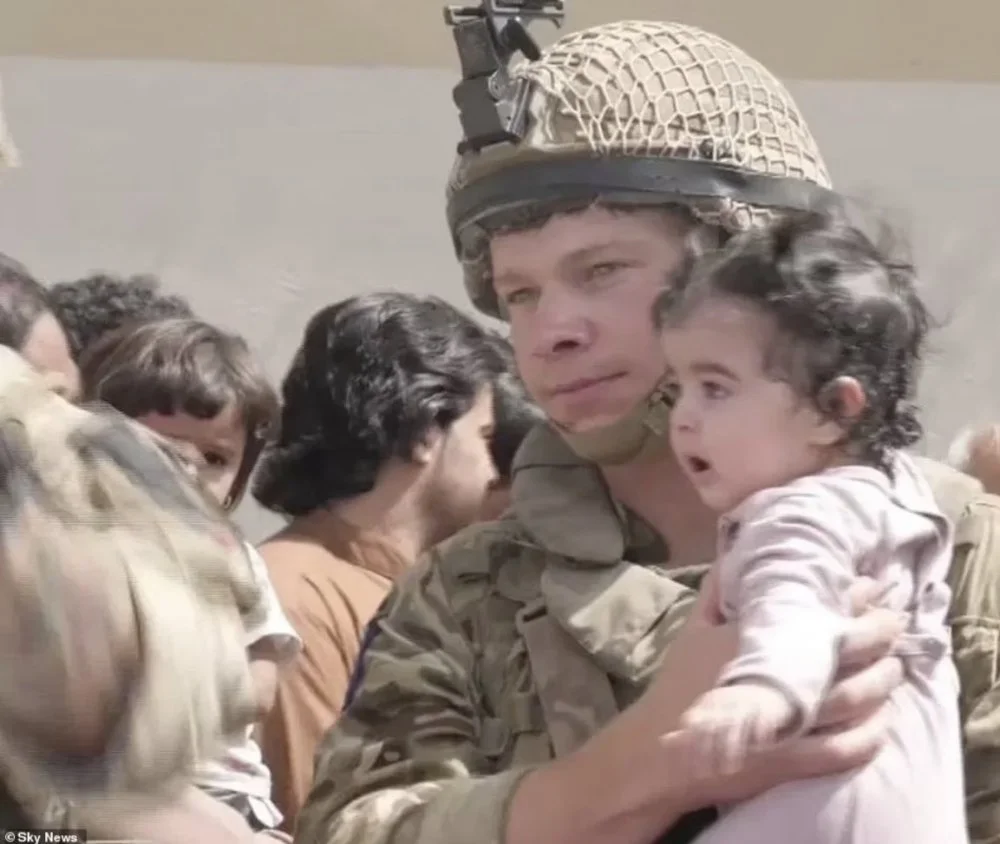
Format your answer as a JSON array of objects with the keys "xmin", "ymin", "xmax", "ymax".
[{"xmin": 445, "ymin": 20, "xmax": 835, "ymax": 317}]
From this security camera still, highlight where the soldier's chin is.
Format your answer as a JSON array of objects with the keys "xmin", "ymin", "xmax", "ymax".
[{"xmin": 551, "ymin": 410, "xmax": 628, "ymax": 434}]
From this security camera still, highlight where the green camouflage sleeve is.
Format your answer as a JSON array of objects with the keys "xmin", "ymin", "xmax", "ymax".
[
  {"xmin": 295, "ymin": 556, "xmax": 536, "ymax": 844},
  {"xmin": 947, "ymin": 494, "xmax": 1000, "ymax": 844}
]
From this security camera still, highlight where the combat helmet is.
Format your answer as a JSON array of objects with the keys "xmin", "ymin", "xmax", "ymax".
[{"xmin": 444, "ymin": 4, "xmax": 835, "ymax": 464}]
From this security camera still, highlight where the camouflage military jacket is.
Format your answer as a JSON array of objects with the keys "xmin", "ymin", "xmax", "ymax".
[{"xmin": 295, "ymin": 425, "xmax": 1000, "ymax": 844}]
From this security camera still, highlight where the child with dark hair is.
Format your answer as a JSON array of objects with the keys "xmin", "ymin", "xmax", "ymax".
[
  {"xmin": 80, "ymin": 318, "xmax": 300, "ymax": 836},
  {"xmin": 658, "ymin": 211, "xmax": 964, "ymax": 843},
  {"xmin": 49, "ymin": 273, "xmax": 194, "ymax": 360},
  {"xmin": 81, "ymin": 318, "xmax": 276, "ymax": 510}
]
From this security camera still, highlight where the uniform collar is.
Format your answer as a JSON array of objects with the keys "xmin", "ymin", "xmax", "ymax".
[
  {"xmin": 511, "ymin": 423, "xmax": 668, "ymax": 565},
  {"xmin": 510, "ymin": 423, "xmax": 704, "ymax": 684}
]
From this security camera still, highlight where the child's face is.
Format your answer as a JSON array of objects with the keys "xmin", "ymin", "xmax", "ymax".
[
  {"xmin": 661, "ymin": 297, "xmax": 840, "ymax": 513},
  {"xmin": 135, "ymin": 403, "xmax": 247, "ymax": 508}
]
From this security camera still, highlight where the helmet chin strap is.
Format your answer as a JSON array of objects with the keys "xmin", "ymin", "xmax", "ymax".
[{"xmin": 555, "ymin": 380, "xmax": 674, "ymax": 466}]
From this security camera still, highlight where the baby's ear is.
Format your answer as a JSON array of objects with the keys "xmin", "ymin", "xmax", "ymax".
[
  {"xmin": 811, "ymin": 376, "xmax": 867, "ymax": 446},
  {"xmin": 818, "ymin": 376, "xmax": 867, "ymax": 422}
]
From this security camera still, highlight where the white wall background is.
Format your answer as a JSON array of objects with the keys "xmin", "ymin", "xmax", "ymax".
[{"xmin": 0, "ymin": 57, "xmax": 997, "ymax": 538}]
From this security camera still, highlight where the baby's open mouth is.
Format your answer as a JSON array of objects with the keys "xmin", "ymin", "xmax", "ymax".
[{"xmin": 686, "ymin": 456, "xmax": 712, "ymax": 474}]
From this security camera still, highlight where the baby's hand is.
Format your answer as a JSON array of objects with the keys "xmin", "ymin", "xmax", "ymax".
[{"xmin": 679, "ymin": 683, "xmax": 794, "ymax": 777}]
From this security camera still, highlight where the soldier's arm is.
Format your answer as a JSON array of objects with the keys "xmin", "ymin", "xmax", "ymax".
[
  {"xmin": 947, "ymin": 496, "xmax": 1000, "ymax": 843},
  {"xmin": 295, "ymin": 555, "xmax": 689, "ymax": 844}
]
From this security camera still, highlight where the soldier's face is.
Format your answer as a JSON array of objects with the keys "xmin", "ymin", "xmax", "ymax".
[{"xmin": 490, "ymin": 206, "xmax": 688, "ymax": 433}]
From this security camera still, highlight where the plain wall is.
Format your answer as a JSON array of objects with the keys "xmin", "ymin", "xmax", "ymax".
[
  {"xmin": 0, "ymin": 57, "xmax": 998, "ymax": 538},
  {"xmin": 2, "ymin": 0, "xmax": 998, "ymax": 82}
]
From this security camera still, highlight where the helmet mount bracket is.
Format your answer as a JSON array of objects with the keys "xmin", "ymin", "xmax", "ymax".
[{"xmin": 444, "ymin": 0, "xmax": 565, "ymax": 155}]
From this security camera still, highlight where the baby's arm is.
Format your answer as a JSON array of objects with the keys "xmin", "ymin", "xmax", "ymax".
[
  {"xmin": 681, "ymin": 485, "xmax": 868, "ymax": 773},
  {"xmin": 720, "ymin": 488, "xmax": 863, "ymax": 723}
]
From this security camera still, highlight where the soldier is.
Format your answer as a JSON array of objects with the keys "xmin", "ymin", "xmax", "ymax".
[
  {"xmin": 309, "ymin": 15, "xmax": 1000, "ymax": 844},
  {"xmin": 291, "ymin": 15, "xmax": 955, "ymax": 844}
]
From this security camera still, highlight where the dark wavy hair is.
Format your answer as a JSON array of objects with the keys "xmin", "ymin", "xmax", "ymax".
[
  {"xmin": 657, "ymin": 209, "xmax": 930, "ymax": 472},
  {"xmin": 48, "ymin": 273, "xmax": 194, "ymax": 360},
  {"xmin": 0, "ymin": 253, "xmax": 54, "ymax": 350},
  {"xmin": 252, "ymin": 292, "xmax": 504, "ymax": 517}
]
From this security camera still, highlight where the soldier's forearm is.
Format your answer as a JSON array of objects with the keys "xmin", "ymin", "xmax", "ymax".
[
  {"xmin": 298, "ymin": 749, "xmax": 682, "ymax": 844},
  {"xmin": 506, "ymin": 764, "xmax": 681, "ymax": 844},
  {"xmin": 506, "ymin": 729, "xmax": 684, "ymax": 844},
  {"xmin": 297, "ymin": 768, "xmax": 536, "ymax": 844}
]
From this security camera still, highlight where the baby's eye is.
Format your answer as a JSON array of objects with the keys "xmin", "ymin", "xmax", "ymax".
[{"xmin": 702, "ymin": 380, "xmax": 729, "ymax": 400}]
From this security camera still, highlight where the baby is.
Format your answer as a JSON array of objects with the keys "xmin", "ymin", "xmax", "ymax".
[{"xmin": 658, "ymin": 211, "xmax": 967, "ymax": 843}]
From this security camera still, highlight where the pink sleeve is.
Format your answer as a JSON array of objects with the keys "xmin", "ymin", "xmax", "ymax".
[{"xmin": 717, "ymin": 484, "xmax": 874, "ymax": 732}]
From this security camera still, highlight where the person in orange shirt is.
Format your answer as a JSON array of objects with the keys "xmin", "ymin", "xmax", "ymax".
[{"xmin": 252, "ymin": 292, "xmax": 509, "ymax": 832}]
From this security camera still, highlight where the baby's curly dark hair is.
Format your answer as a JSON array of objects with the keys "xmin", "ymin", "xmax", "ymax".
[
  {"xmin": 657, "ymin": 210, "xmax": 930, "ymax": 472},
  {"xmin": 48, "ymin": 273, "xmax": 194, "ymax": 360}
]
